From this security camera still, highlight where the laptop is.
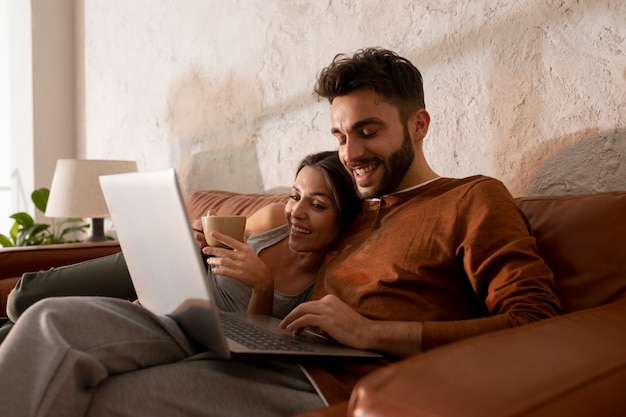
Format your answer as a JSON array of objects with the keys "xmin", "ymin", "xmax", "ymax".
[{"xmin": 99, "ymin": 168, "xmax": 382, "ymax": 360}]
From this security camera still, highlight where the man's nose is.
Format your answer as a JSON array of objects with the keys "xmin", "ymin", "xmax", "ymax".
[{"xmin": 341, "ymin": 137, "xmax": 365, "ymax": 163}]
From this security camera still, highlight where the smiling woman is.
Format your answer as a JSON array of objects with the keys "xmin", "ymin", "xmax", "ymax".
[{"xmin": 203, "ymin": 150, "xmax": 362, "ymax": 318}]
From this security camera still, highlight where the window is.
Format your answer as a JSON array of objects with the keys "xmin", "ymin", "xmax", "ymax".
[{"xmin": 0, "ymin": 0, "xmax": 12, "ymax": 236}]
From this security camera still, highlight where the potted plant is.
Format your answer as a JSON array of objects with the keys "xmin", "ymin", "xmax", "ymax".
[{"xmin": 0, "ymin": 188, "xmax": 89, "ymax": 247}]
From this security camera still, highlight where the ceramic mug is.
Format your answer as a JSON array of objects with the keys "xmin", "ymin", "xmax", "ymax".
[{"xmin": 201, "ymin": 215, "xmax": 246, "ymax": 248}]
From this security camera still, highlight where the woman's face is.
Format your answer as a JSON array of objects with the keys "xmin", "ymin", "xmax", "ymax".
[{"xmin": 285, "ymin": 166, "xmax": 342, "ymax": 254}]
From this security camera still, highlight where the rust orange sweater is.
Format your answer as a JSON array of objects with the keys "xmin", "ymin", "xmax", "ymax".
[
  {"xmin": 314, "ymin": 175, "xmax": 561, "ymax": 349},
  {"xmin": 306, "ymin": 176, "xmax": 561, "ymax": 403}
]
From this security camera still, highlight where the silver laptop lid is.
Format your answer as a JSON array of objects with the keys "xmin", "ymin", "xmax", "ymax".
[{"xmin": 100, "ymin": 168, "xmax": 230, "ymax": 357}]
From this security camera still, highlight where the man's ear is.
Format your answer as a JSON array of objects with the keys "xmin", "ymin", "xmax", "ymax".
[{"xmin": 410, "ymin": 109, "xmax": 430, "ymax": 140}]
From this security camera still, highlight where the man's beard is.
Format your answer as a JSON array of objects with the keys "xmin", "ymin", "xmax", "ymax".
[{"xmin": 356, "ymin": 127, "xmax": 415, "ymax": 199}]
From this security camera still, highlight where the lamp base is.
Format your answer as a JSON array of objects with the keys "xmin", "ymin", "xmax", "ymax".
[{"xmin": 86, "ymin": 218, "xmax": 107, "ymax": 242}]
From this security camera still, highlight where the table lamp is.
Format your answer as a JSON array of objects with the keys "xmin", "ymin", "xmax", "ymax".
[{"xmin": 45, "ymin": 159, "xmax": 138, "ymax": 242}]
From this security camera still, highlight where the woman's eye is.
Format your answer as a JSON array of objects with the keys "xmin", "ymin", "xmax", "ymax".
[
  {"xmin": 289, "ymin": 195, "xmax": 300, "ymax": 201},
  {"xmin": 311, "ymin": 201, "xmax": 328, "ymax": 210}
]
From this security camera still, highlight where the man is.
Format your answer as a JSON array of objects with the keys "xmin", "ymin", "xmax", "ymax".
[
  {"xmin": 281, "ymin": 48, "xmax": 561, "ymax": 357},
  {"xmin": 0, "ymin": 48, "xmax": 560, "ymax": 416}
]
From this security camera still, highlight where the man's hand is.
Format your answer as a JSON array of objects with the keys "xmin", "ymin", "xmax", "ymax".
[
  {"xmin": 280, "ymin": 294, "xmax": 424, "ymax": 358},
  {"xmin": 280, "ymin": 295, "xmax": 374, "ymax": 350}
]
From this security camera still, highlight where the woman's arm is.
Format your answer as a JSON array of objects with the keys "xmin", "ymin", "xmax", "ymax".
[
  {"xmin": 202, "ymin": 202, "xmax": 286, "ymax": 316},
  {"xmin": 204, "ymin": 233, "xmax": 276, "ymax": 316},
  {"xmin": 7, "ymin": 253, "xmax": 135, "ymax": 322}
]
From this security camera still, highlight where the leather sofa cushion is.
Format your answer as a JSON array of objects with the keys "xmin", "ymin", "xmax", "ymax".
[
  {"xmin": 516, "ymin": 192, "xmax": 626, "ymax": 313},
  {"xmin": 348, "ymin": 298, "xmax": 626, "ymax": 417},
  {"xmin": 186, "ymin": 190, "xmax": 289, "ymax": 220}
]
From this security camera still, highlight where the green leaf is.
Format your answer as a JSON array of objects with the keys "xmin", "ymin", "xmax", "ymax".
[
  {"xmin": 0, "ymin": 234, "xmax": 14, "ymax": 247},
  {"xmin": 18, "ymin": 223, "xmax": 50, "ymax": 246},
  {"xmin": 58, "ymin": 224, "xmax": 89, "ymax": 237},
  {"xmin": 10, "ymin": 212, "xmax": 35, "ymax": 227},
  {"xmin": 9, "ymin": 222, "xmax": 18, "ymax": 242},
  {"xmin": 42, "ymin": 234, "xmax": 61, "ymax": 245},
  {"xmin": 32, "ymin": 188, "xmax": 50, "ymax": 213}
]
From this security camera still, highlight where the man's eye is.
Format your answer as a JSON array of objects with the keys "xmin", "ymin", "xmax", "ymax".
[
  {"xmin": 336, "ymin": 136, "xmax": 346, "ymax": 145},
  {"xmin": 362, "ymin": 130, "xmax": 376, "ymax": 138}
]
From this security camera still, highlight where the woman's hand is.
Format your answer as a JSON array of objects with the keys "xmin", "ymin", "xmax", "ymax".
[
  {"xmin": 190, "ymin": 218, "xmax": 207, "ymax": 250},
  {"xmin": 203, "ymin": 231, "xmax": 274, "ymax": 315}
]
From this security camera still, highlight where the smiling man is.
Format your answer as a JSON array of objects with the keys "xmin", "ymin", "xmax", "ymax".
[
  {"xmin": 331, "ymin": 88, "xmax": 434, "ymax": 198},
  {"xmin": 281, "ymin": 48, "xmax": 562, "ymax": 359}
]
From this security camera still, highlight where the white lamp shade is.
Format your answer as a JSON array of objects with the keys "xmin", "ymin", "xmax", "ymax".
[{"xmin": 45, "ymin": 159, "xmax": 138, "ymax": 218}]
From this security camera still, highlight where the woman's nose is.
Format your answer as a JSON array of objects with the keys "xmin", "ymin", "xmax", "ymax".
[{"xmin": 289, "ymin": 200, "xmax": 306, "ymax": 219}]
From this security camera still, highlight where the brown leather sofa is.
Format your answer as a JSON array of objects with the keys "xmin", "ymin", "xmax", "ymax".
[{"xmin": 1, "ymin": 190, "xmax": 625, "ymax": 416}]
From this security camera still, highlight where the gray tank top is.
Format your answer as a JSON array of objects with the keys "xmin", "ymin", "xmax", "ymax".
[{"xmin": 208, "ymin": 224, "xmax": 315, "ymax": 319}]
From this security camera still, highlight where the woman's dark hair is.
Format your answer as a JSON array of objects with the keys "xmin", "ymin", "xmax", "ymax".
[
  {"xmin": 314, "ymin": 47, "xmax": 425, "ymax": 123},
  {"xmin": 296, "ymin": 151, "xmax": 361, "ymax": 231}
]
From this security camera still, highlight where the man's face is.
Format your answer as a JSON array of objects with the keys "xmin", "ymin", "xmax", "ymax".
[{"xmin": 330, "ymin": 89, "xmax": 415, "ymax": 198}]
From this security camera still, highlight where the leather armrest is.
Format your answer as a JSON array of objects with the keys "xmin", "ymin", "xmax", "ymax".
[
  {"xmin": 0, "ymin": 278, "xmax": 20, "ymax": 318},
  {"xmin": 347, "ymin": 299, "xmax": 626, "ymax": 417},
  {"xmin": 0, "ymin": 241, "xmax": 121, "ymax": 317}
]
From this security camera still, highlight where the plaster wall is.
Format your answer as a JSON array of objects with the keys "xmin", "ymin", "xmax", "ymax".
[{"xmin": 80, "ymin": 0, "xmax": 626, "ymax": 198}]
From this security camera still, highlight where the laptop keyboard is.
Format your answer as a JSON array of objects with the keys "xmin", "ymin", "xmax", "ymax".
[{"xmin": 220, "ymin": 313, "xmax": 314, "ymax": 352}]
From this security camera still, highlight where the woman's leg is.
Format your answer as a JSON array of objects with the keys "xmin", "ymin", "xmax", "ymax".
[
  {"xmin": 0, "ymin": 296, "xmax": 200, "ymax": 417},
  {"xmin": 86, "ymin": 359, "xmax": 324, "ymax": 417},
  {"xmin": 6, "ymin": 252, "xmax": 135, "ymax": 322}
]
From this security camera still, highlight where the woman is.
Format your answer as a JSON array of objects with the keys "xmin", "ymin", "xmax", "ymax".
[
  {"xmin": 201, "ymin": 150, "xmax": 361, "ymax": 318},
  {"xmin": 0, "ymin": 151, "xmax": 360, "ymax": 342}
]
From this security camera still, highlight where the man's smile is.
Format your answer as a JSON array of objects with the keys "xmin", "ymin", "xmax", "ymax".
[{"xmin": 353, "ymin": 162, "xmax": 379, "ymax": 177}]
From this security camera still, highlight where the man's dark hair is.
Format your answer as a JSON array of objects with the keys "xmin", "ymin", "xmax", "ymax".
[{"xmin": 314, "ymin": 47, "xmax": 425, "ymax": 123}]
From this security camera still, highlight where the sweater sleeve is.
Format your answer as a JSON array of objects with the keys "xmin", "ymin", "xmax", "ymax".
[{"xmin": 421, "ymin": 179, "xmax": 561, "ymax": 350}]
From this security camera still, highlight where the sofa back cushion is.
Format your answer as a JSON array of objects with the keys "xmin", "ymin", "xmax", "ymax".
[
  {"xmin": 186, "ymin": 190, "xmax": 289, "ymax": 220},
  {"xmin": 516, "ymin": 192, "xmax": 626, "ymax": 313}
]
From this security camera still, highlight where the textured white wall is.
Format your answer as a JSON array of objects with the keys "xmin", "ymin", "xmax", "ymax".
[{"xmin": 80, "ymin": 0, "xmax": 626, "ymax": 198}]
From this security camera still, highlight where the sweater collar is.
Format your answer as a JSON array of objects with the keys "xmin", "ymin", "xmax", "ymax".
[{"xmin": 365, "ymin": 176, "xmax": 442, "ymax": 201}]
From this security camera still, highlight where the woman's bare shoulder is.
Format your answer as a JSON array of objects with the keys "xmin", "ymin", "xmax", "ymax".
[{"xmin": 245, "ymin": 202, "xmax": 287, "ymax": 237}]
